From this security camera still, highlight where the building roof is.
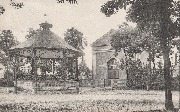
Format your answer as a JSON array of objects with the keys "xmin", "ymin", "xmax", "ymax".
[
  {"xmin": 91, "ymin": 29, "xmax": 117, "ymax": 47},
  {"xmin": 10, "ymin": 22, "xmax": 83, "ymax": 55}
]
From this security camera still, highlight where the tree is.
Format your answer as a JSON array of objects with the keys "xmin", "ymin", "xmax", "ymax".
[
  {"xmin": 0, "ymin": 30, "xmax": 19, "ymax": 82},
  {"xmin": 0, "ymin": 5, "xmax": 5, "ymax": 15},
  {"xmin": 79, "ymin": 60, "xmax": 92, "ymax": 79},
  {"xmin": 0, "ymin": 0, "xmax": 24, "ymax": 15},
  {"xmin": 64, "ymin": 27, "xmax": 87, "ymax": 51},
  {"xmin": 101, "ymin": 0, "xmax": 180, "ymax": 110},
  {"xmin": 111, "ymin": 22, "xmax": 142, "ymax": 57},
  {"xmin": 110, "ymin": 23, "xmax": 142, "ymax": 87},
  {"xmin": 0, "ymin": 30, "xmax": 18, "ymax": 65},
  {"xmin": 0, "ymin": 30, "xmax": 16, "ymax": 53},
  {"xmin": 64, "ymin": 27, "xmax": 87, "ymax": 81},
  {"xmin": 0, "ymin": 30, "xmax": 18, "ymax": 63},
  {"xmin": 25, "ymin": 28, "xmax": 41, "ymax": 39},
  {"xmin": 110, "ymin": 23, "xmax": 147, "ymax": 89},
  {"xmin": 138, "ymin": 30, "xmax": 163, "ymax": 90}
]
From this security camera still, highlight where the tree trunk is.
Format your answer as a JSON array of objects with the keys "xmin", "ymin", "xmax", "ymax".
[
  {"xmin": 146, "ymin": 49, "xmax": 152, "ymax": 91},
  {"xmin": 152, "ymin": 51, "xmax": 156, "ymax": 75},
  {"xmin": 179, "ymin": 51, "xmax": 180, "ymax": 109},
  {"xmin": 162, "ymin": 48, "xmax": 174, "ymax": 110},
  {"xmin": 147, "ymin": 52, "xmax": 151, "ymax": 91},
  {"xmin": 14, "ymin": 56, "xmax": 17, "ymax": 94},
  {"xmin": 124, "ymin": 49, "xmax": 129, "ymax": 87}
]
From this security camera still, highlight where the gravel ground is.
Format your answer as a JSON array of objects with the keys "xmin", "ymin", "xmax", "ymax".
[{"xmin": 0, "ymin": 87, "xmax": 179, "ymax": 112}]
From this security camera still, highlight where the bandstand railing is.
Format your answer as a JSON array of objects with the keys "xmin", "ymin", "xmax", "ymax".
[{"xmin": 16, "ymin": 74, "xmax": 79, "ymax": 93}]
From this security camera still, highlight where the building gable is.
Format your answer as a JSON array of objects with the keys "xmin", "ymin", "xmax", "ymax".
[{"xmin": 91, "ymin": 29, "xmax": 117, "ymax": 48}]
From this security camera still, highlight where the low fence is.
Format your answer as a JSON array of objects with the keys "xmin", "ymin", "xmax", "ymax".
[
  {"xmin": 79, "ymin": 79, "xmax": 94, "ymax": 87},
  {"xmin": 37, "ymin": 80, "xmax": 79, "ymax": 91},
  {"xmin": 16, "ymin": 80, "xmax": 79, "ymax": 94}
]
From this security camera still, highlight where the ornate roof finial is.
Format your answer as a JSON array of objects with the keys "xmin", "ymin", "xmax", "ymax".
[{"xmin": 39, "ymin": 21, "xmax": 53, "ymax": 30}]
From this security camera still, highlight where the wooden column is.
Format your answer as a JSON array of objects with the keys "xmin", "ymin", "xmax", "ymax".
[
  {"xmin": 75, "ymin": 57, "xmax": 79, "ymax": 81},
  {"xmin": 31, "ymin": 49, "xmax": 38, "ymax": 94}
]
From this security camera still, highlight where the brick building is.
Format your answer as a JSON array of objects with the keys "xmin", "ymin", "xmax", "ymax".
[
  {"xmin": 91, "ymin": 29, "xmax": 127, "ymax": 88},
  {"xmin": 91, "ymin": 29, "xmax": 179, "ymax": 89}
]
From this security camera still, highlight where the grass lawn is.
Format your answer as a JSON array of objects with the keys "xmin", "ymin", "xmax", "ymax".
[{"xmin": 0, "ymin": 87, "xmax": 179, "ymax": 112}]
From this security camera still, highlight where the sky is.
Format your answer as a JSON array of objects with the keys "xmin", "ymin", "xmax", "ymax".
[{"xmin": 0, "ymin": 0, "xmax": 135, "ymax": 69}]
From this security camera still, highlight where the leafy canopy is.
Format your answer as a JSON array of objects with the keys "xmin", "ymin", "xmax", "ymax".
[
  {"xmin": 64, "ymin": 27, "xmax": 87, "ymax": 51},
  {"xmin": 25, "ymin": 28, "xmax": 41, "ymax": 39},
  {"xmin": 0, "ymin": 30, "xmax": 18, "ymax": 54},
  {"xmin": 101, "ymin": 0, "xmax": 179, "ymax": 43},
  {"xmin": 111, "ymin": 22, "xmax": 142, "ymax": 56},
  {"xmin": 0, "ymin": 30, "xmax": 19, "ymax": 66}
]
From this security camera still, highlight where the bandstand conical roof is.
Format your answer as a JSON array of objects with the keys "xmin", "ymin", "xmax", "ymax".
[{"xmin": 10, "ymin": 22, "xmax": 83, "ymax": 58}]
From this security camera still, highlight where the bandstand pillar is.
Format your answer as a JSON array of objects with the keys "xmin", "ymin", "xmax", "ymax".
[
  {"xmin": 31, "ymin": 49, "xmax": 38, "ymax": 94},
  {"xmin": 75, "ymin": 57, "xmax": 79, "ymax": 81}
]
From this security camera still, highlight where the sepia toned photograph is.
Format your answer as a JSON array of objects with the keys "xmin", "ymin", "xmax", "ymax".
[{"xmin": 0, "ymin": 0, "xmax": 180, "ymax": 111}]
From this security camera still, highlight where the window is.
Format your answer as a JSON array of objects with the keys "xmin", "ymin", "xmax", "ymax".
[{"xmin": 107, "ymin": 58, "xmax": 119, "ymax": 79}]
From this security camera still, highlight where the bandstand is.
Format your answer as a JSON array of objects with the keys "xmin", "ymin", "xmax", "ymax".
[{"xmin": 9, "ymin": 22, "xmax": 83, "ymax": 94}]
